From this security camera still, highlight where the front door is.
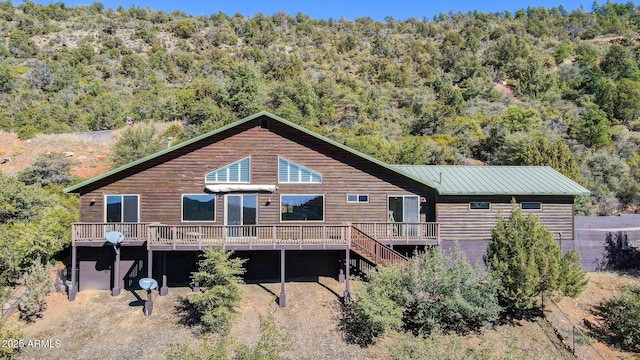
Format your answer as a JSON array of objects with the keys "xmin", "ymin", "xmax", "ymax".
[{"xmin": 225, "ymin": 195, "xmax": 257, "ymax": 237}]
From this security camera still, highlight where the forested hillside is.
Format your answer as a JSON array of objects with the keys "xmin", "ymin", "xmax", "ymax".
[{"xmin": 1, "ymin": 1, "xmax": 640, "ymax": 214}]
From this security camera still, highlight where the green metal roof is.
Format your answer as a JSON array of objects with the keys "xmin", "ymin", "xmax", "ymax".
[
  {"xmin": 64, "ymin": 111, "xmax": 437, "ymax": 193},
  {"xmin": 391, "ymin": 165, "xmax": 590, "ymax": 196}
]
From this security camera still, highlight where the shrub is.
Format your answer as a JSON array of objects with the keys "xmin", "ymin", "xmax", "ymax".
[
  {"xmin": 0, "ymin": 64, "xmax": 15, "ymax": 93},
  {"xmin": 404, "ymin": 246, "xmax": 500, "ymax": 335},
  {"xmin": 341, "ymin": 265, "xmax": 407, "ymax": 346},
  {"xmin": 597, "ymin": 285, "xmax": 640, "ymax": 352},
  {"xmin": 111, "ymin": 124, "xmax": 164, "ymax": 168},
  {"xmin": 165, "ymin": 336, "xmax": 228, "ymax": 360},
  {"xmin": 388, "ymin": 331, "xmax": 509, "ymax": 360},
  {"xmin": 233, "ymin": 315, "xmax": 292, "ymax": 359},
  {"xmin": 165, "ymin": 315, "xmax": 290, "ymax": 360},
  {"xmin": 8, "ymin": 30, "xmax": 37, "ymax": 58},
  {"xmin": 558, "ymin": 249, "xmax": 588, "ymax": 298},
  {"xmin": 342, "ymin": 245, "xmax": 500, "ymax": 345},
  {"xmin": 17, "ymin": 152, "xmax": 79, "ymax": 186},
  {"xmin": 173, "ymin": 19, "xmax": 196, "ymax": 39},
  {"xmin": 190, "ymin": 249, "xmax": 246, "ymax": 335},
  {"xmin": 0, "ymin": 321, "xmax": 23, "ymax": 359},
  {"xmin": 19, "ymin": 260, "xmax": 51, "ymax": 322}
]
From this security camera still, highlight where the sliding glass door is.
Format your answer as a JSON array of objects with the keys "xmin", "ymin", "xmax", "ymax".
[
  {"xmin": 388, "ymin": 195, "xmax": 419, "ymax": 236},
  {"xmin": 225, "ymin": 195, "xmax": 257, "ymax": 237}
]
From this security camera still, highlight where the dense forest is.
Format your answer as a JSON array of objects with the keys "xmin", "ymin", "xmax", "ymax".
[{"xmin": 1, "ymin": 1, "xmax": 640, "ymax": 215}]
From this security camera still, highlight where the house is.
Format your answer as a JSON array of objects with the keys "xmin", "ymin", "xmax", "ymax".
[{"xmin": 64, "ymin": 111, "xmax": 589, "ymax": 305}]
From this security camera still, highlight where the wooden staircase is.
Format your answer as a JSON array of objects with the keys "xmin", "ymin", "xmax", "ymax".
[{"xmin": 349, "ymin": 226, "xmax": 408, "ymax": 267}]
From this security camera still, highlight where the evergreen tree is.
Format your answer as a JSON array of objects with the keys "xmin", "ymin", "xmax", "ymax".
[
  {"xmin": 223, "ymin": 63, "xmax": 263, "ymax": 118},
  {"xmin": 486, "ymin": 202, "xmax": 587, "ymax": 315},
  {"xmin": 19, "ymin": 260, "xmax": 51, "ymax": 322},
  {"xmin": 190, "ymin": 249, "xmax": 246, "ymax": 335},
  {"xmin": 520, "ymin": 138, "xmax": 581, "ymax": 182}
]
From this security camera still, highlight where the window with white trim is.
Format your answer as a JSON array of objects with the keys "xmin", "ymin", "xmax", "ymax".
[
  {"xmin": 205, "ymin": 157, "xmax": 250, "ymax": 183},
  {"xmin": 347, "ymin": 194, "xmax": 369, "ymax": 203},
  {"xmin": 182, "ymin": 194, "xmax": 215, "ymax": 222},
  {"xmin": 106, "ymin": 195, "xmax": 139, "ymax": 222},
  {"xmin": 278, "ymin": 157, "xmax": 322, "ymax": 183},
  {"xmin": 521, "ymin": 202, "xmax": 542, "ymax": 210},
  {"xmin": 469, "ymin": 202, "xmax": 490, "ymax": 210},
  {"xmin": 281, "ymin": 194, "xmax": 324, "ymax": 221}
]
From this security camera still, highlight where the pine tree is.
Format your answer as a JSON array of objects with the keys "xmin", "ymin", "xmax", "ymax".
[
  {"xmin": 191, "ymin": 248, "xmax": 246, "ymax": 334},
  {"xmin": 486, "ymin": 202, "xmax": 587, "ymax": 315},
  {"xmin": 559, "ymin": 249, "xmax": 588, "ymax": 298},
  {"xmin": 19, "ymin": 260, "xmax": 51, "ymax": 322}
]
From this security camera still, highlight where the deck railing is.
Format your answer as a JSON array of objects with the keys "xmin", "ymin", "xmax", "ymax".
[
  {"xmin": 71, "ymin": 222, "xmax": 439, "ymax": 249},
  {"xmin": 71, "ymin": 222, "xmax": 152, "ymax": 243},
  {"xmin": 352, "ymin": 222, "xmax": 439, "ymax": 242},
  {"xmin": 147, "ymin": 224, "xmax": 349, "ymax": 249},
  {"xmin": 349, "ymin": 226, "xmax": 408, "ymax": 267}
]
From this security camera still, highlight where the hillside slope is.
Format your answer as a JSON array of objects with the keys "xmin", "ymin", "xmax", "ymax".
[
  {"xmin": 0, "ymin": 131, "xmax": 114, "ymax": 179},
  {"xmin": 1, "ymin": 2, "xmax": 640, "ymax": 215}
]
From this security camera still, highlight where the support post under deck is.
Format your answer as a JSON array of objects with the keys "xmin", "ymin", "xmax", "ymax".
[
  {"xmin": 344, "ymin": 249, "xmax": 351, "ymax": 303},
  {"xmin": 147, "ymin": 248, "xmax": 153, "ymax": 278},
  {"xmin": 160, "ymin": 252, "xmax": 168, "ymax": 296},
  {"xmin": 112, "ymin": 247, "xmax": 121, "ymax": 296},
  {"xmin": 68, "ymin": 244, "xmax": 77, "ymax": 301},
  {"xmin": 279, "ymin": 249, "xmax": 286, "ymax": 307}
]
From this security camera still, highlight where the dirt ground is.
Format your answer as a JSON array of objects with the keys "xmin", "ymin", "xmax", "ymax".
[
  {"xmin": 0, "ymin": 131, "xmax": 113, "ymax": 179},
  {"xmin": 7, "ymin": 274, "xmax": 609, "ymax": 360},
  {"xmin": 552, "ymin": 271, "xmax": 640, "ymax": 360}
]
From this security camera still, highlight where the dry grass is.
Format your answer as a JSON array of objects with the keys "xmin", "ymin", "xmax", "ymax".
[
  {"xmin": 0, "ymin": 132, "xmax": 113, "ymax": 179},
  {"xmin": 7, "ymin": 275, "xmax": 587, "ymax": 360},
  {"xmin": 552, "ymin": 271, "xmax": 640, "ymax": 359},
  {"xmin": 17, "ymin": 288, "xmax": 201, "ymax": 360}
]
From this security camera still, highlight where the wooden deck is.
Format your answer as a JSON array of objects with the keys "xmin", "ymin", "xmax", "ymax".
[{"xmin": 70, "ymin": 222, "xmax": 440, "ymax": 252}]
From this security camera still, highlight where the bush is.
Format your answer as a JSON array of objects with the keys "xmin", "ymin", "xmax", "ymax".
[
  {"xmin": 233, "ymin": 315, "xmax": 292, "ymax": 359},
  {"xmin": 165, "ymin": 315, "xmax": 290, "ymax": 360},
  {"xmin": 558, "ymin": 249, "xmax": 588, "ymax": 298},
  {"xmin": 17, "ymin": 152, "xmax": 79, "ymax": 186},
  {"xmin": 598, "ymin": 285, "xmax": 640, "ymax": 352},
  {"xmin": 19, "ymin": 260, "xmax": 51, "ymax": 322},
  {"xmin": 0, "ymin": 321, "xmax": 23, "ymax": 359},
  {"xmin": 388, "ymin": 331, "xmax": 507, "ymax": 360},
  {"xmin": 341, "ymin": 265, "xmax": 407, "ymax": 346},
  {"xmin": 404, "ymin": 246, "xmax": 500, "ymax": 335},
  {"xmin": 165, "ymin": 336, "xmax": 228, "ymax": 360},
  {"xmin": 342, "ymin": 245, "xmax": 500, "ymax": 345},
  {"xmin": 0, "ymin": 64, "xmax": 15, "ymax": 93},
  {"xmin": 173, "ymin": 19, "xmax": 196, "ymax": 39},
  {"xmin": 111, "ymin": 124, "xmax": 165, "ymax": 168},
  {"xmin": 190, "ymin": 249, "xmax": 246, "ymax": 335},
  {"xmin": 8, "ymin": 29, "xmax": 37, "ymax": 58}
]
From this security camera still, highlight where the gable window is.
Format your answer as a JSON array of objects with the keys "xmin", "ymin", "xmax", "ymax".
[
  {"xmin": 106, "ymin": 195, "xmax": 139, "ymax": 222},
  {"xmin": 521, "ymin": 202, "xmax": 542, "ymax": 210},
  {"xmin": 347, "ymin": 194, "xmax": 369, "ymax": 203},
  {"xmin": 281, "ymin": 194, "xmax": 324, "ymax": 221},
  {"xmin": 278, "ymin": 157, "xmax": 322, "ymax": 183},
  {"xmin": 182, "ymin": 194, "xmax": 215, "ymax": 222},
  {"xmin": 205, "ymin": 157, "xmax": 250, "ymax": 183},
  {"xmin": 469, "ymin": 202, "xmax": 490, "ymax": 210}
]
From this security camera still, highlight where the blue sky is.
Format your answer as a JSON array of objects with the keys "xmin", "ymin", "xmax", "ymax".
[{"xmin": 33, "ymin": 1, "xmax": 593, "ymax": 20}]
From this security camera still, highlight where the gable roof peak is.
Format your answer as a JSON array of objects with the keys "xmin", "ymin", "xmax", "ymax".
[{"xmin": 64, "ymin": 111, "xmax": 437, "ymax": 193}]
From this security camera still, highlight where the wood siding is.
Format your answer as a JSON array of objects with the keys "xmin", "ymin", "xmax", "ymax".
[
  {"xmin": 436, "ymin": 195, "xmax": 575, "ymax": 241},
  {"xmin": 77, "ymin": 115, "xmax": 436, "ymax": 225}
]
